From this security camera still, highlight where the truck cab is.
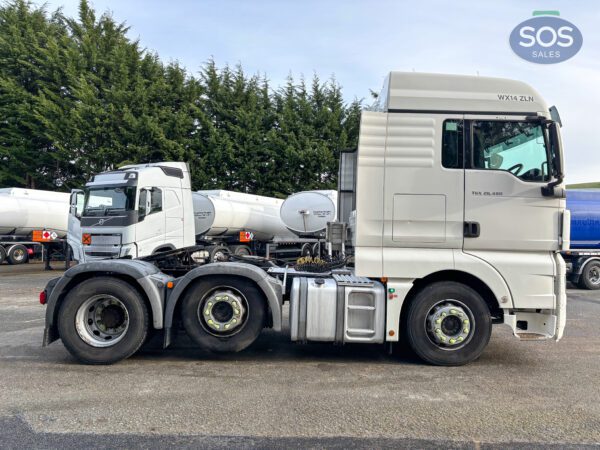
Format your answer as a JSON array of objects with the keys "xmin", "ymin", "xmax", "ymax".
[
  {"xmin": 69, "ymin": 162, "xmax": 195, "ymax": 261},
  {"xmin": 354, "ymin": 72, "xmax": 567, "ymax": 343}
]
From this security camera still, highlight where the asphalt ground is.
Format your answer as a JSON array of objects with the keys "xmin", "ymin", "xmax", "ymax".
[{"xmin": 0, "ymin": 262, "xmax": 599, "ymax": 449}]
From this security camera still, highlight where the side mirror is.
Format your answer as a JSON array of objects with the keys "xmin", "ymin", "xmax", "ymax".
[
  {"xmin": 541, "ymin": 122, "xmax": 564, "ymax": 197},
  {"xmin": 138, "ymin": 188, "xmax": 151, "ymax": 220},
  {"xmin": 145, "ymin": 191, "xmax": 152, "ymax": 215},
  {"xmin": 70, "ymin": 189, "xmax": 84, "ymax": 219}
]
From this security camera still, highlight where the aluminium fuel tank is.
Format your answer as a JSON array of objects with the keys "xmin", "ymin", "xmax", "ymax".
[
  {"xmin": 192, "ymin": 190, "xmax": 295, "ymax": 241},
  {"xmin": 0, "ymin": 188, "xmax": 70, "ymax": 237},
  {"xmin": 567, "ymin": 189, "xmax": 600, "ymax": 249},
  {"xmin": 280, "ymin": 190, "xmax": 338, "ymax": 236}
]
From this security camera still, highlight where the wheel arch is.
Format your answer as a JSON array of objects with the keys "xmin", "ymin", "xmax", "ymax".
[
  {"xmin": 163, "ymin": 262, "xmax": 283, "ymax": 347},
  {"xmin": 152, "ymin": 244, "xmax": 176, "ymax": 254},
  {"xmin": 43, "ymin": 260, "xmax": 164, "ymax": 346},
  {"xmin": 400, "ymin": 270, "xmax": 504, "ymax": 326},
  {"xmin": 575, "ymin": 257, "xmax": 600, "ymax": 276}
]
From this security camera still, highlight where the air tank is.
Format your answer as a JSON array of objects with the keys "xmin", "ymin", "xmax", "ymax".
[
  {"xmin": 280, "ymin": 190, "xmax": 338, "ymax": 236},
  {"xmin": 192, "ymin": 190, "xmax": 296, "ymax": 241},
  {"xmin": 567, "ymin": 189, "xmax": 600, "ymax": 249},
  {"xmin": 0, "ymin": 188, "xmax": 70, "ymax": 237}
]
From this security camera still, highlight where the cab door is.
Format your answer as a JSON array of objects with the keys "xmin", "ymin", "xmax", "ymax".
[
  {"xmin": 463, "ymin": 116, "xmax": 561, "ymax": 251},
  {"xmin": 462, "ymin": 116, "xmax": 562, "ymax": 308}
]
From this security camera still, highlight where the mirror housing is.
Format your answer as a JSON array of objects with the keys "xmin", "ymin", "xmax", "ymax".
[
  {"xmin": 69, "ymin": 189, "xmax": 84, "ymax": 219},
  {"xmin": 541, "ymin": 122, "xmax": 564, "ymax": 198},
  {"xmin": 138, "ymin": 188, "xmax": 151, "ymax": 220}
]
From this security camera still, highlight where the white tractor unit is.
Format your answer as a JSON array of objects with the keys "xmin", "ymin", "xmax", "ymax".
[{"xmin": 42, "ymin": 72, "xmax": 568, "ymax": 366}]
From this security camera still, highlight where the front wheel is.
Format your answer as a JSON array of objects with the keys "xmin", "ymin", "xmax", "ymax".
[
  {"xmin": 181, "ymin": 276, "xmax": 266, "ymax": 353},
  {"xmin": 403, "ymin": 281, "xmax": 492, "ymax": 366},
  {"xmin": 57, "ymin": 277, "xmax": 149, "ymax": 364},
  {"xmin": 578, "ymin": 260, "xmax": 600, "ymax": 290}
]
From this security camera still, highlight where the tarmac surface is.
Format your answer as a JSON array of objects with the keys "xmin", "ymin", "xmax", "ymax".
[{"xmin": 0, "ymin": 262, "xmax": 599, "ymax": 448}]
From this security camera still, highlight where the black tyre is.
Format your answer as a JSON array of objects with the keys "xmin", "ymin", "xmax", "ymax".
[
  {"xmin": 230, "ymin": 245, "xmax": 252, "ymax": 256},
  {"xmin": 403, "ymin": 281, "xmax": 492, "ymax": 366},
  {"xmin": 57, "ymin": 277, "xmax": 149, "ymax": 364},
  {"xmin": 7, "ymin": 244, "xmax": 28, "ymax": 265},
  {"xmin": 181, "ymin": 276, "xmax": 266, "ymax": 353},
  {"xmin": 578, "ymin": 261, "xmax": 600, "ymax": 290},
  {"xmin": 0, "ymin": 246, "xmax": 6, "ymax": 264}
]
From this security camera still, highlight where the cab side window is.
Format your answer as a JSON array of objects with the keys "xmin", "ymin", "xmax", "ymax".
[
  {"xmin": 472, "ymin": 121, "xmax": 550, "ymax": 182},
  {"xmin": 442, "ymin": 120, "xmax": 464, "ymax": 169}
]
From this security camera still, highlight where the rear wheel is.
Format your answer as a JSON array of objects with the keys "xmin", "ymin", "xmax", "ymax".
[
  {"xmin": 181, "ymin": 276, "xmax": 266, "ymax": 353},
  {"xmin": 0, "ymin": 246, "xmax": 6, "ymax": 264},
  {"xmin": 578, "ymin": 260, "xmax": 600, "ymax": 290},
  {"xmin": 57, "ymin": 277, "xmax": 149, "ymax": 364},
  {"xmin": 7, "ymin": 244, "xmax": 28, "ymax": 265},
  {"xmin": 403, "ymin": 281, "xmax": 492, "ymax": 366}
]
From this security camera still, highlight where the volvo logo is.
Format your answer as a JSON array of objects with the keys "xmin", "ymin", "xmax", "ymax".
[
  {"xmin": 509, "ymin": 11, "xmax": 583, "ymax": 64},
  {"xmin": 92, "ymin": 217, "xmax": 114, "ymax": 226}
]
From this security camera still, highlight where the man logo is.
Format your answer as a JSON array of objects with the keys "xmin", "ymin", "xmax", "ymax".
[{"xmin": 510, "ymin": 11, "xmax": 583, "ymax": 64}]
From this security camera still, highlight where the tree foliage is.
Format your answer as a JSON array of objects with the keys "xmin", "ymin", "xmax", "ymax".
[{"xmin": 0, "ymin": 0, "xmax": 362, "ymax": 196}]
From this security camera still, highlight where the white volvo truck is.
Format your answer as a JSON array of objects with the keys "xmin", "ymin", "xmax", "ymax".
[
  {"xmin": 41, "ymin": 72, "xmax": 568, "ymax": 366},
  {"xmin": 68, "ymin": 165, "xmax": 318, "ymax": 262}
]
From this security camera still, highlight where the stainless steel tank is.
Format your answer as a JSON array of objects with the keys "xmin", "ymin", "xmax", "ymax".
[{"xmin": 280, "ymin": 190, "xmax": 338, "ymax": 236}]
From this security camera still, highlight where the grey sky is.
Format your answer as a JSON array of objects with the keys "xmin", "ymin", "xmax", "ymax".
[{"xmin": 32, "ymin": 0, "xmax": 600, "ymax": 183}]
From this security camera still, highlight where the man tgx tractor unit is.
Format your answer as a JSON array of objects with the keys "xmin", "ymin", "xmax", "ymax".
[{"xmin": 42, "ymin": 72, "xmax": 568, "ymax": 366}]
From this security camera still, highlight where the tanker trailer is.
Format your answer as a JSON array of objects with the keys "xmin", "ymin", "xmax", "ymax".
[
  {"xmin": 192, "ymin": 190, "xmax": 297, "ymax": 260},
  {"xmin": 562, "ymin": 189, "xmax": 600, "ymax": 289},
  {"xmin": 0, "ymin": 188, "xmax": 70, "ymax": 265}
]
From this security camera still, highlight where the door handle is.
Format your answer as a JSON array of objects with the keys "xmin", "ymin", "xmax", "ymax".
[{"xmin": 464, "ymin": 222, "xmax": 480, "ymax": 238}]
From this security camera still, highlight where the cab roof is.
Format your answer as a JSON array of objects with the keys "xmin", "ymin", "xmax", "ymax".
[{"xmin": 376, "ymin": 72, "xmax": 549, "ymax": 117}]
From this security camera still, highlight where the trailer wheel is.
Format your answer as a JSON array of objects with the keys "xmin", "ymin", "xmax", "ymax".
[
  {"xmin": 230, "ymin": 245, "xmax": 252, "ymax": 256},
  {"xmin": 579, "ymin": 260, "xmax": 600, "ymax": 290},
  {"xmin": 403, "ymin": 281, "xmax": 492, "ymax": 366},
  {"xmin": 208, "ymin": 245, "xmax": 230, "ymax": 262},
  {"xmin": 0, "ymin": 246, "xmax": 6, "ymax": 264},
  {"xmin": 57, "ymin": 277, "xmax": 149, "ymax": 364},
  {"xmin": 7, "ymin": 244, "xmax": 28, "ymax": 265},
  {"xmin": 181, "ymin": 276, "xmax": 266, "ymax": 353}
]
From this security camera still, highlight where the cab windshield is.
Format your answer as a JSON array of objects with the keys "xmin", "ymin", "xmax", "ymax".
[{"xmin": 83, "ymin": 186, "xmax": 137, "ymax": 216}]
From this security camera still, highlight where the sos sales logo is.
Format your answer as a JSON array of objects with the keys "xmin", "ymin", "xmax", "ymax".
[{"xmin": 510, "ymin": 11, "xmax": 583, "ymax": 64}]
